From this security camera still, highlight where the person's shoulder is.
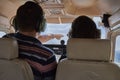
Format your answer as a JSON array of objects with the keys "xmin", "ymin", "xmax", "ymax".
[
  {"xmin": 2, "ymin": 33, "xmax": 15, "ymax": 38},
  {"xmin": 42, "ymin": 45, "xmax": 55, "ymax": 54},
  {"xmin": 38, "ymin": 45, "xmax": 56, "ymax": 60}
]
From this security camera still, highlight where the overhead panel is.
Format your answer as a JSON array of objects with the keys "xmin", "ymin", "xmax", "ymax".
[
  {"xmin": 0, "ymin": 0, "xmax": 120, "ymax": 23},
  {"xmin": 63, "ymin": 0, "xmax": 102, "ymax": 16}
]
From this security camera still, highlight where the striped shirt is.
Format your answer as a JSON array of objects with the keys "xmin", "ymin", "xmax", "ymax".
[{"xmin": 3, "ymin": 33, "xmax": 57, "ymax": 79}]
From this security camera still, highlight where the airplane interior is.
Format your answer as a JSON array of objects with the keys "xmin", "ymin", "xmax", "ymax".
[{"xmin": 0, "ymin": 0, "xmax": 120, "ymax": 80}]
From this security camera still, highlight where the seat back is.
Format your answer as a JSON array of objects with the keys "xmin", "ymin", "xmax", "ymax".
[
  {"xmin": 0, "ymin": 38, "xmax": 34, "ymax": 80},
  {"xmin": 55, "ymin": 38, "xmax": 120, "ymax": 80}
]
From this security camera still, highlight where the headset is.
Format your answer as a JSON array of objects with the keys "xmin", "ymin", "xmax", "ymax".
[
  {"xmin": 11, "ymin": 1, "xmax": 46, "ymax": 33},
  {"xmin": 11, "ymin": 15, "xmax": 46, "ymax": 33}
]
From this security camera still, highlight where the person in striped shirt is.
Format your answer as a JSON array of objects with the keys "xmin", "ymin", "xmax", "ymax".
[{"xmin": 3, "ymin": 1, "xmax": 57, "ymax": 80}]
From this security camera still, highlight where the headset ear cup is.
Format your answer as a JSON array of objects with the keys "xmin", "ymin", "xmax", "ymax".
[
  {"xmin": 12, "ymin": 16, "xmax": 18, "ymax": 32},
  {"xmin": 37, "ymin": 18, "xmax": 46, "ymax": 32},
  {"xmin": 68, "ymin": 29, "xmax": 72, "ymax": 38},
  {"xmin": 40, "ymin": 18, "xmax": 46, "ymax": 32}
]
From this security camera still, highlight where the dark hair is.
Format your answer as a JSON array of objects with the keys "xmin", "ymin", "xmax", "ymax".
[
  {"xmin": 71, "ymin": 15, "xmax": 100, "ymax": 38},
  {"xmin": 15, "ymin": 1, "xmax": 44, "ymax": 32}
]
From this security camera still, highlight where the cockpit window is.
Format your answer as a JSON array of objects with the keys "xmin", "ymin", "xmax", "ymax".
[
  {"xmin": 93, "ymin": 17, "xmax": 107, "ymax": 39},
  {"xmin": 114, "ymin": 35, "xmax": 120, "ymax": 63},
  {"xmin": 40, "ymin": 23, "xmax": 71, "ymax": 45},
  {"xmin": 0, "ymin": 31, "xmax": 6, "ymax": 38},
  {"xmin": 40, "ymin": 17, "xmax": 105, "ymax": 45}
]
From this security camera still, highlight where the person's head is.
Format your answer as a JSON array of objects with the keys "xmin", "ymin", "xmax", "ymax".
[
  {"xmin": 13, "ymin": 1, "xmax": 45, "ymax": 33},
  {"xmin": 70, "ymin": 15, "xmax": 100, "ymax": 39}
]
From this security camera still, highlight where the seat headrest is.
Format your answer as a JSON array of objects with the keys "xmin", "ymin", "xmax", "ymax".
[
  {"xmin": 67, "ymin": 38, "xmax": 111, "ymax": 61},
  {"xmin": 0, "ymin": 38, "xmax": 18, "ymax": 60}
]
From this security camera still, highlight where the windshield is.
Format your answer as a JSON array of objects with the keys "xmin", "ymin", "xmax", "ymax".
[
  {"xmin": 40, "ymin": 23, "xmax": 71, "ymax": 45},
  {"xmin": 40, "ymin": 17, "xmax": 106, "ymax": 45},
  {"xmin": 0, "ymin": 31, "xmax": 6, "ymax": 38}
]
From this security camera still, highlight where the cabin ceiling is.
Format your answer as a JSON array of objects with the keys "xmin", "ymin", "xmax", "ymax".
[{"xmin": 0, "ymin": 0, "xmax": 120, "ymax": 23}]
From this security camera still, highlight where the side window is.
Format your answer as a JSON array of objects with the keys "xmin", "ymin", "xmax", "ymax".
[
  {"xmin": 114, "ymin": 35, "xmax": 120, "ymax": 63},
  {"xmin": 0, "ymin": 31, "xmax": 6, "ymax": 38}
]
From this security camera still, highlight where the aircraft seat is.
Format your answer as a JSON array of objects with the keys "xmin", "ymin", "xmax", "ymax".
[
  {"xmin": 55, "ymin": 38, "xmax": 120, "ymax": 80},
  {"xmin": 0, "ymin": 38, "xmax": 34, "ymax": 80}
]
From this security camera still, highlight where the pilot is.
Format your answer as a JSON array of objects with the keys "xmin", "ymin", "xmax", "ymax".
[
  {"xmin": 3, "ymin": 1, "xmax": 57, "ymax": 80},
  {"xmin": 60, "ymin": 15, "xmax": 100, "ymax": 61}
]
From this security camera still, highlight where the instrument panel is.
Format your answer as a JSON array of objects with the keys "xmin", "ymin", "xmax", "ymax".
[{"xmin": 44, "ymin": 44, "xmax": 66, "ymax": 55}]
